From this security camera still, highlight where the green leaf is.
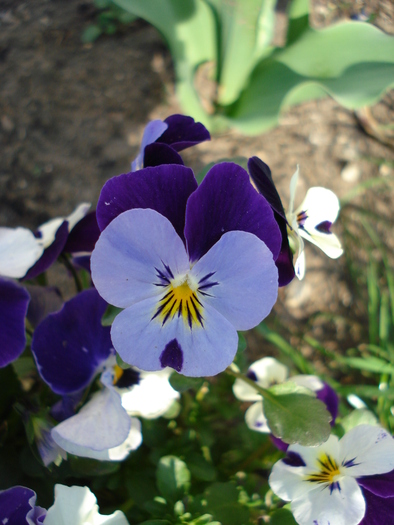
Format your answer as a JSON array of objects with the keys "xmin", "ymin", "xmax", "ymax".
[
  {"xmin": 341, "ymin": 409, "xmax": 378, "ymax": 433},
  {"xmin": 270, "ymin": 508, "xmax": 298, "ymax": 525},
  {"xmin": 341, "ymin": 356, "xmax": 394, "ymax": 374},
  {"xmin": 102, "ymin": 304, "xmax": 122, "ymax": 326},
  {"xmin": 139, "ymin": 521, "xmax": 171, "ymax": 525},
  {"xmin": 170, "ymin": 373, "xmax": 205, "ymax": 392},
  {"xmin": 263, "ymin": 390, "xmax": 332, "ymax": 446},
  {"xmin": 204, "ymin": 482, "xmax": 249, "ymax": 525},
  {"xmin": 82, "ymin": 25, "xmax": 103, "ymax": 43},
  {"xmin": 112, "ymin": 0, "xmax": 217, "ymax": 128},
  {"xmin": 156, "ymin": 455, "xmax": 191, "ymax": 502}
]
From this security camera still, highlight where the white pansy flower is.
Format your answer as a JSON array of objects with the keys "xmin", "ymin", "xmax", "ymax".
[{"xmin": 287, "ymin": 166, "xmax": 343, "ymax": 279}]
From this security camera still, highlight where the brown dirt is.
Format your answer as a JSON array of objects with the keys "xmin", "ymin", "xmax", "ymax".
[{"xmin": 1, "ymin": 0, "xmax": 394, "ymax": 370}]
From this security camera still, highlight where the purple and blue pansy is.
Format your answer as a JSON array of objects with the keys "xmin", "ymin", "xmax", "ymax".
[
  {"xmin": 269, "ymin": 425, "xmax": 394, "ymax": 525},
  {"xmin": 91, "ymin": 162, "xmax": 281, "ymax": 377},
  {"xmin": 0, "ymin": 486, "xmax": 46, "ymax": 525},
  {"xmin": 131, "ymin": 114, "xmax": 210, "ymax": 171},
  {"xmin": 248, "ymin": 156, "xmax": 295, "ymax": 286}
]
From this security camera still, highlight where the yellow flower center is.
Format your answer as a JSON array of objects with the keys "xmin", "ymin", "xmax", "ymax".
[
  {"xmin": 153, "ymin": 275, "xmax": 204, "ymax": 330},
  {"xmin": 305, "ymin": 453, "xmax": 342, "ymax": 485}
]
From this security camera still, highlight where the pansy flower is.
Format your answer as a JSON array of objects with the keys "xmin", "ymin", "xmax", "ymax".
[
  {"xmin": 233, "ymin": 357, "xmax": 338, "ymax": 449},
  {"xmin": 248, "ymin": 157, "xmax": 343, "ymax": 281},
  {"xmin": 131, "ymin": 114, "xmax": 210, "ymax": 171},
  {"xmin": 0, "ymin": 486, "xmax": 46, "ymax": 524},
  {"xmin": 31, "ymin": 289, "xmax": 179, "ymax": 461},
  {"xmin": 269, "ymin": 425, "xmax": 394, "ymax": 525},
  {"xmin": 92, "ymin": 162, "xmax": 282, "ymax": 377}
]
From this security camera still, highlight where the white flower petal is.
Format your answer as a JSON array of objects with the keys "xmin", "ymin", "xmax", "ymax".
[
  {"xmin": 295, "ymin": 187, "xmax": 340, "ymax": 226},
  {"xmin": 291, "ymin": 476, "xmax": 365, "ymax": 525},
  {"xmin": 291, "ymin": 375, "xmax": 324, "ymax": 392},
  {"xmin": 340, "ymin": 425, "xmax": 394, "ymax": 477},
  {"xmin": 0, "ymin": 227, "xmax": 44, "ymax": 278},
  {"xmin": 44, "ymin": 485, "xmax": 130, "ymax": 525},
  {"xmin": 233, "ymin": 357, "xmax": 289, "ymax": 402},
  {"xmin": 37, "ymin": 203, "xmax": 91, "ymax": 248},
  {"xmin": 120, "ymin": 369, "xmax": 179, "ymax": 419},
  {"xmin": 245, "ymin": 401, "xmax": 270, "ymax": 433}
]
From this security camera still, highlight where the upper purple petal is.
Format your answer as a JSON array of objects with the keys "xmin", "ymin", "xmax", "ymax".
[
  {"xmin": 63, "ymin": 211, "xmax": 100, "ymax": 253},
  {"xmin": 159, "ymin": 114, "xmax": 210, "ymax": 151},
  {"xmin": 184, "ymin": 162, "xmax": 282, "ymax": 263},
  {"xmin": 22, "ymin": 222, "xmax": 69, "ymax": 281},
  {"xmin": 31, "ymin": 289, "xmax": 112, "ymax": 394},
  {"xmin": 0, "ymin": 486, "xmax": 46, "ymax": 525},
  {"xmin": 359, "ymin": 486, "xmax": 394, "ymax": 525},
  {"xmin": 316, "ymin": 382, "xmax": 338, "ymax": 425},
  {"xmin": 143, "ymin": 142, "xmax": 184, "ymax": 168},
  {"xmin": 96, "ymin": 164, "xmax": 198, "ymax": 243},
  {"xmin": 0, "ymin": 278, "xmax": 30, "ymax": 368},
  {"xmin": 358, "ymin": 469, "xmax": 394, "ymax": 498},
  {"xmin": 248, "ymin": 157, "xmax": 295, "ymax": 286}
]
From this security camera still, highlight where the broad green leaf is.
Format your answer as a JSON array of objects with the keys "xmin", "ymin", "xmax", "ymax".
[
  {"xmin": 263, "ymin": 391, "xmax": 331, "ymax": 446},
  {"xmin": 270, "ymin": 508, "xmax": 298, "ymax": 525},
  {"xmin": 170, "ymin": 373, "xmax": 205, "ymax": 392},
  {"xmin": 228, "ymin": 22, "xmax": 394, "ymax": 135},
  {"xmin": 156, "ymin": 455, "xmax": 191, "ymax": 502},
  {"xmin": 112, "ymin": 0, "xmax": 216, "ymax": 127},
  {"xmin": 207, "ymin": 0, "xmax": 276, "ymax": 105},
  {"xmin": 341, "ymin": 409, "xmax": 378, "ymax": 433},
  {"xmin": 204, "ymin": 482, "xmax": 249, "ymax": 525}
]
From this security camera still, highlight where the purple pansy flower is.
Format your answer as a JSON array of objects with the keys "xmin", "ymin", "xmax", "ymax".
[
  {"xmin": 269, "ymin": 425, "xmax": 394, "ymax": 525},
  {"xmin": 131, "ymin": 114, "xmax": 210, "ymax": 171},
  {"xmin": 0, "ymin": 486, "xmax": 46, "ymax": 524},
  {"xmin": 0, "ymin": 278, "xmax": 30, "ymax": 368},
  {"xmin": 91, "ymin": 162, "xmax": 281, "ymax": 377}
]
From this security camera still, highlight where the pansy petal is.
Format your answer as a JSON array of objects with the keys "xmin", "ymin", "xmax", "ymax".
[
  {"xmin": 23, "ymin": 222, "xmax": 69, "ymax": 280},
  {"xmin": 185, "ymin": 162, "xmax": 282, "ymax": 263},
  {"xmin": 288, "ymin": 434, "xmax": 341, "ymax": 473},
  {"xmin": 44, "ymin": 485, "xmax": 130, "ymax": 525},
  {"xmin": 96, "ymin": 164, "xmax": 198, "ymax": 239},
  {"xmin": 63, "ymin": 211, "xmax": 100, "ymax": 253},
  {"xmin": 143, "ymin": 142, "xmax": 184, "ymax": 168},
  {"xmin": 269, "ymin": 458, "xmax": 316, "ymax": 502},
  {"xmin": 291, "ymin": 375, "xmax": 338, "ymax": 423},
  {"xmin": 299, "ymin": 228, "xmax": 344, "ymax": 259},
  {"xmin": 359, "ymin": 488, "xmax": 394, "ymax": 525},
  {"xmin": 245, "ymin": 400, "xmax": 270, "ymax": 433},
  {"xmin": 25, "ymin": 285, "xmax": 63, "ymax": 328},
  {"xmin": 159, "ymin": 114, "xmax": 210, "ymax": 151},
  {"xmin": 247, "ymin": 157, "xmax": 287, "ymax": 219},
  {"xmin": 340, "ymin": 425, "xmax": 394, "ymax": 477},
  {"xmin": 291, "ymin": 476, "xmax": 365, "ymax": 525},
  {"xmin": 0, "ymin": 486, "xmax": 45, "ymax": 525},
  {"xmin": 91, "ymin": 209, "xmax": 190, "ymax": 308},
  {"xmin": 31, "ymin": 289, "xmax": 112, "ymax": 394},
  {"xmin": 288, "ymin": 166, "xmax": 299, "ymax": 216},
  {"xmin": 296, "ymin": 187, "xmax": 340, "ymax": 226},
  {"xmin": 0, "ymin": 278, "xmax": 30, "ymax": 367},
  {"xmin": 131, "ymin": 119, "xmax": 168, "ymax": 171},
  {"xmin": 294, "ymin": 244, "xmax": 306, "ymax": 280},
  {"xmin": 191, "ymin": 230, "xmax": 278, "ymax": 330},
  {"xmin": 233, "ymin": 357, "xmax": 288, "ymax": 401},
  {"xmin": 358, "ymin": 468, "xmax": 394, "ymax": 498},
  {"xmin": 120, "ymin": 369, "xmax": 179, "ymax": 419},
  {"xmin": 0, "ymin": 227, "xmax": 44, "ymax": 278},
  {"xmin": 111, "ymin": 296, "xmax": 238, "ymax": 377},
  {"xmin": 51, "ymin": 388, "xmax": 132, "ymax": 457}
]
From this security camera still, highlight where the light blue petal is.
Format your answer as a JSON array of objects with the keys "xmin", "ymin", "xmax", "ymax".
[
  {"xmin": 51, "ymin": 388, "xmax": 131, "ymax": 458},
  {"xmin": 91, "ymin": 209, "xmax": 190, "ymax": 308},
  {"xmin": 191, "ymin": 230, "xmax": 278, "ymax": 330},
  {"xmin": 111, "ymin": 296, "xmax": 238, "ymax": 377},
  {"xmin": 131, "ymin": 120, "xmax": 168, "ymax": 171}
]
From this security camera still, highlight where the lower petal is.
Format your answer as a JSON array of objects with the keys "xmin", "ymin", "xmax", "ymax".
[
  {"xmin": 360, "ymin": 488, "xmax": 394, "ymax": 525},
  {"xmin": 291, "ymin": 476, "xmax": 365, "ymax": 525},
  {"xmin": 111, "ymin": 297, "xmax": 239, "ymax": 377},
  {"xmin": 245, "ymin": 401, "xmax": 270, "ymax": 433}
]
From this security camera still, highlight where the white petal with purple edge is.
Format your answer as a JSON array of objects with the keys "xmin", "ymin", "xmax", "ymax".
[
  {"xmin": 245, "ymin": 401, "xmax": 270, "ymax": 433},
  {"xmin": 51, "ymin": 388, "xmax": 131, "ymax": 457},
  {"xmin": 44, "ymin": 485, "xmax": 130, "ymax": 525},
  {"xmin": 111, "ymin": 296, "xmax": 239, "ymax": 377},
  {"xmin": 120, "ymin": 369, "xmax": 179, "ymax": 419},
  {"xmin": 91, "ymin": 209, "xmax": 190, "ymax": 308},
  {"xmin": 339, "ymin": 425, "xmax": 394, "ymax": 477},
  {"xmin": 190, "ymin": 230, "xmax": 278, "ymax": 331},
  {"xmin": 0, "ymin": 227, "xmax": 44, "ymax": 278},
  {"xmin": 291, "ymin": 476, "xmax": 365, "ymax": 525}
]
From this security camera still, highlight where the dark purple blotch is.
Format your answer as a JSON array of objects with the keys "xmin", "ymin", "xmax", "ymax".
[
  {"xmin": 315, "ymin": 221, "xmax": 332, "ymax": 234},
  {"xmin": 282, "ymin": 451, "xmax": 306, "ymax": 467},
  {"xmin": 160, "ymin": 339, "xmax": 183, "ymax": 372},
  {"xmin": 248, "ymin": 157, "xmax": 295, "ymax": 286}
]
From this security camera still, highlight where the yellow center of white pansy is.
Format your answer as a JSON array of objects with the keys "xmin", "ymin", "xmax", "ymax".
[{"xmin": 305, "ymin": 453, "xmax": 343, "ymax": 486}]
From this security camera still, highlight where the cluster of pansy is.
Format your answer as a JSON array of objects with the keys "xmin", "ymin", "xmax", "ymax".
[
  {"xmin": 0, "ymin": 113, "xmax": 371, "ymax": 525},
  {"xmin": 0, "ymin": 484, "xmax": 130, "ymax": 524}
]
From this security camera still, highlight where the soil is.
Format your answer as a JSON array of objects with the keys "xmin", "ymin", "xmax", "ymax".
[{"xmin": 1, "ymin": 0, "xmax": 394, "ymax": 372}]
